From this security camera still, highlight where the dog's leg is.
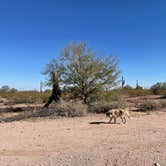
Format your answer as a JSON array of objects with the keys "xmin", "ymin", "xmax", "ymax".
[
  {"xmin": 113, "ymin": 117, "xmax": 116, "ymax": 124},
  {"xmin": 109, "ymin": 116, "xmax": 113, "ymax": 124},
  {"xmin": 121, "ymin": 116, "xmax": 126, "ymax": 124}
]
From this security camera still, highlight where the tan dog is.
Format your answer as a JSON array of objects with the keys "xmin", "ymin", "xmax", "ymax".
[{"xmin": 106, "ymin": 108, "xmax": 131, "ymax": 124}]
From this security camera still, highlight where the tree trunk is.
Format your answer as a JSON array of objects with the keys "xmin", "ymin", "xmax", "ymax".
[
  {"xmin": 43, "ymin": 72, "xmax": 62, "ymax": 108},
  {"xmin": 83, "ymin": 94, "xmax": 88, "ymax": 104},
  {"xmin": 44, "ymin": 84, "xmax": 61, "ymax": 108}
]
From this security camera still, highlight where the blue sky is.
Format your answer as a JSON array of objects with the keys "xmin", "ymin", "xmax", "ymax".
[{"xmin": 0, "ymin": 0, "xmax": 165, "ymax": 90}]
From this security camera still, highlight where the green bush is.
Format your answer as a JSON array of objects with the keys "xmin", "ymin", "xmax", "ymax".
[{"xmin": 151, "ymin": 82, "xmax": 166, "ymax": 95}]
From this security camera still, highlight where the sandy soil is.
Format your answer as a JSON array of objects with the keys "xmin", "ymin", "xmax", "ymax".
[{"xmin": 0, "ymin": 111, "xmax": 166, "ymax": 166}]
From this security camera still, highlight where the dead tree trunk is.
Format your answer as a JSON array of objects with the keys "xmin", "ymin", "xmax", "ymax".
[{"xmin": 44, "ymin": 72, "xmax": 61, "ymax": 108}]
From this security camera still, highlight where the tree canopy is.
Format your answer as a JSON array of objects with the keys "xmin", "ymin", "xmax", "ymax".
[
  {"xmin": 43, "ymin": 43, "xmax": 120, "ymax": 103},
  {"xmin": 151, "ymin": 82, "xmax": 166, "ymax": 95}
]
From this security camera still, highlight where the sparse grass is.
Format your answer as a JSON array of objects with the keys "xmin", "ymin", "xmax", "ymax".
[{"xmin": 0, "ymin": 91, "xmax": 50, "ymax": 104}]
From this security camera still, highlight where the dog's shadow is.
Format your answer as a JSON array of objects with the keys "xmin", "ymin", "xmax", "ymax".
[{"xmin": 89, "ymin": 121, "xmax": 120, "ymax": 125}]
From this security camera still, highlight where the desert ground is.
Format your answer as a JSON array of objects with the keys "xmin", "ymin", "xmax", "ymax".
[{"xmin": 0, "ymin": 109, "xmax": 165, "ymax": 166}]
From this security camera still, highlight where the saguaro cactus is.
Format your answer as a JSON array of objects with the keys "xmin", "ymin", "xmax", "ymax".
[
  {"xmin": 40, "ymin": 81, "xmax": 44, "ymax": 93},
  {"xmin": 121, "ymin": 76, "xmax": 125, "ymax": 89}
]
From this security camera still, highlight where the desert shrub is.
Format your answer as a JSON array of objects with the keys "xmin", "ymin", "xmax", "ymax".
[
  {"xmin": 0, "ymin": 91, "xmax": 50, "ymax": 104},
  {"xmin": 103, "ymin": 90, "xmax": 122, "ymax": 101},
  {"xmin": 54, "ymin": 101, "xmax": 87, "ymax": 117},
  {"xmin": 88, "ymin": 89, "xmax": 122, "ymax": 103},
  {"xmin": 95, "ymin": 89, "xmax": 152, "ymax": 103},
  {"xmin": 139, "ymin": 100, "xmax": 161, "ymax": 111},
  {"xmin": 123, "ymin": 85, "xmax": 133, "ymax": 90},
  {"xmin": 136, "ymin": 85, "xmax": 143, "ymax": 90},
  {"xmin": 151, "ymin": 89, "xmax": 166, "ymax": 95},
  {"xmin": 0, "ymin": 97, "xmax": 8, "ymax": 104},
  {"xmin": 159, "ymin": 90, "xmax": 166, "ymax": 96},
  {"xmin": 159, "ymin": 100, "xmax": 166, "ymax": 108},
  {"xmin": 0, "ymin": 85, "xmax": 11, "ymax": 92},
  {"xmin": 0, "ymin": 101, "xmax": 88, "ymax": 123},
  {"xmin": 88, "ymin": 100, "xmax": 127, "ymax": 113},
  {"xmin": 121, "ymin": 89, "xmax": 152, "ymax": 97},
  {"xmin": 151, "ymin": 82, "xmax": 166, "ymax": 95}
]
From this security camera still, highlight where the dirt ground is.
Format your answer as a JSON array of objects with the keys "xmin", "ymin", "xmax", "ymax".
[{"xmin": 0, "ymin": 110, "xmax": 165, "ymax": 166}]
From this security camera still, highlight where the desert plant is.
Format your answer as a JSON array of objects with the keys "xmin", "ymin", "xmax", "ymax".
[
  {"xmin": 121, "ymin": 76, "xmax": 125, "ymax": 89},
  {"xmin": 121, "ymin": 89, "xmax": 152, "ymax": 97},
  {"xmin": 159, "ymin": 100, "xmax": 166, "ymax": 108},
  {"xmin": 0, "ymin": 91, "xmax": 50, "ymax": 104},
  {"xmin": 123, "ymin": 85, "xmax": 133, "ymax": 90},
  {"xmin": 43, "ymin": 43, "xmax": 120, "ymax": 103},
  {"xmin": 139, "ymin": 100, "xmax": 161, "ymax": 111},
  {"xmin": 151, "ymin": 82, "xmax": 166, "ymax": 95},
  {"xmin": 54, "ymin": 101, "xmax": 87, "ymax": 117},
  {"xmin": 0, "ymin": 85, "xmax": 10, "ymax": 92}
]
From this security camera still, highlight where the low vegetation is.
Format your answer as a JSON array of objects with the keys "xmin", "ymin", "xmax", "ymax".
[
  {"xmin": 0, "ymin": 91, "xmax": 50, "ymax": 104},
  {"xmin": 0, "ymin": 100, "xmax": 87, "ymax": 122},
  {"xmin": 139, "ymin": 99, "xmax": 166, "ymax": 112},
  {"xmin": 54, "ymin": 101, "xmax": 87, "ymax": 117},
  {"xmin": 151, "ymin": 82, "xmax": 166, "ymax": 96}
]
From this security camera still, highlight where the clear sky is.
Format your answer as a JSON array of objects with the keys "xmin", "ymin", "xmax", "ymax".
[{"xmin": 0, "ymin": 0, "xmax": 165, "ymax": 90}]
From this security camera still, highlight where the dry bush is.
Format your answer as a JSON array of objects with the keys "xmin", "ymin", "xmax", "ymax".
[
  {"xmin": 29, "ymin": 101, "xmax": 88, "ymax": 118},
  {"xmin": 0, "ymin": 101, "xmax": 88, "ymax": 123},
  {"xmin": 88, "ymin": 100, "xmax": 127, "ymax": 113},
  {"xmin": 139, "ymin": 100, "xmax": 165, "ymax": 111},
  {"xmin": 54, "ymin": 101, "xmax": 88, "ymax": 117},
  {"xmin": 159, "ymin": 100, "xmax": 166, "ymax": 108},
  {"xmin": 0, "ymin": 97, "xmax": 8, "ymax": 104}
]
